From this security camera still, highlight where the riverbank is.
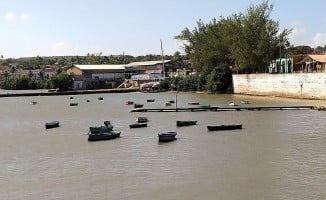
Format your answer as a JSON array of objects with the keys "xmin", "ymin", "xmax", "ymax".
[{"xmin": 0, "ymin": 88, "xmax": 140, "ymax": 97}]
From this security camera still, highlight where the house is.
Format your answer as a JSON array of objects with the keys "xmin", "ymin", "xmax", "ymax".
[
  {"xmin": 295, "ymin": 54, "xmax": 326, "ymax": 72},
  {"xmin": 66, "ymin": 64, "xmax": 125, "ymax": 89},
  {"xmin": 124, "ymin": 60, "xmax": 181, "ymax": 87}
]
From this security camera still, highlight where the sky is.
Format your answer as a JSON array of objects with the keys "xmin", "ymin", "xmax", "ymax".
[{"xmin": 1, "ymin": 0, "xmax": 326, "ymax": 58}]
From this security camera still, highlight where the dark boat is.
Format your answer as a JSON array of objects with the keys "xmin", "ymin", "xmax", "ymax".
[
  {"xmin": 129, "ymin": 123, "xmax": 147, "ymax": 128},
  {"xmin": 168, "ymin": 100, "xmax": 175, "ymax": 103},
  {"xmin": 98, "ymin": 97, "xmax": 104, "ymax": 100},
  {"xmin": 158, "ymin": 131, "xmax": 177, "ymax": 142},
  {"xmin": 207, "ymin": 124, "xmax": 242, "ymax": 131},
  {"xmin": 45, "ymin": 121, "xmax": 60, "ymax": 129},
  {"xmin": 176, "ymin": 120, "xmax": 197, "ymax": 127},
  {"xmin": 70, "ymin": 102, "xmax": 78, "ymax": 106},
  {"xmin": 85, "ymin": 99, "xmax": 90, "ymax": 102},
  {"xmin": 147, "ymin": 99, "xmax": 155, "ymax": 102},
  {"xmin": 165, "ymin": 102, "xmax": 172, "ymax": 107},
  {"xmin": 134, "ymin": 104, "xmax": 144, "ymax": 108},
  {"xmin": 125, "ymin": 101, "xmax": 134, "ymax": 105},
  {"xmin": 88, "ymin": 131, "xmax": 121, "ymax": 141},
  {"xmin": 135, "ymin": 117, "xmax": 148, "ymax": 123},
  {"xmin": 188, "ymin": 102, "xmax": 200, "ymax": 105}
]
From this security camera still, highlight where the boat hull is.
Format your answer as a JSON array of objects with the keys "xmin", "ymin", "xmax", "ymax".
[
  {"xmin": 207, "ymin": 124, "xmax": 242, "ymax": 131},
  {"xmin": 176, "ymin": 120, "xmax": 197, "ymax": 127},
  {"xmin": 129, "ymin": 123, "xmax": 147, "ymax": 128},
  {"xmin": 88, "ymin": 131, "xmax": 121, "ymax": 141},
  {"xmin": 45, "ymin": 121, "xmax": 60, "ymax": 129},
  {"xmin": 158, "ymin": 132, "xmax": 177, "ymax": 142}
]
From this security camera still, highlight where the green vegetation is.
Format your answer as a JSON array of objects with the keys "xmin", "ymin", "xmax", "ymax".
[
  {"xmin": 176, "ymin": 1, "xmax": 291, "ymax": 74},
  {"xmin": 165, "ymin": 1, "xmax": 291, "ymax": 93},
  {"xmin": 1, "ymin": 73, "xmax": 73, "ymax": 91}
]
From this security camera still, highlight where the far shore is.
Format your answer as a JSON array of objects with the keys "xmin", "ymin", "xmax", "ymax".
[{"xmin": 0, "ymin": 88, "xmax": 140, "ymax": 97}]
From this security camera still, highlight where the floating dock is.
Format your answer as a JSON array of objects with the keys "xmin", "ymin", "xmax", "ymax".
[{"xmin": 131, "ymin": 106, "xmax": 315, "ymax": 112}]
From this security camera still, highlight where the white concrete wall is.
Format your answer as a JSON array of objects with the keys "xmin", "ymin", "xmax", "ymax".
[{"xmin": 233, "ymin": 73, "xmax": 326, "ymax": 99}]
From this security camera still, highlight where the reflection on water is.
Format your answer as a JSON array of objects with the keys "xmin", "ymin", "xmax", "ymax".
[{"xmin": 0, "ymin": 92, "xmax": 325, "ymax": 199}]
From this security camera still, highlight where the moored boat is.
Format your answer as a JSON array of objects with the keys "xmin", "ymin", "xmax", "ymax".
[
  {"xmin": 129, "ymin": 123, "xmax": 147, "ymax": 128},
  {"xmin": 158, "ymin": 131, "xmax": 177, "ymax": 142},
  {"xmin": 147, "ymin": 99, "xmax": 155, "ymax": 102},
  {"xmin": 30, "ymin": 101, "xmax": 37, "ymax": 105},
  {"xmin": 134, "ymin": 104, "xmax": 143, "ymax": 108},
  {"xmin": 165, "ymin": 102, "xmax": 172, "ymax": 107},
  {"xmin": 45, "ymin": 121, "xmax": 60, "ymax": 129},
  {"xmin": 176, "ymin": 120, "xmax": 197, "ymax": 127},
  {"xmin": 135, "ymin": 117, "xmax": 148, "ymax": 123},
  {"xmin": 98, "ymin": 97, "xmax": 104, "ymax": 100},
  {"xmin": 188, "ymin": 102, "xmax": 200, "ymax": 105},
  {"xmin": 207, "ymin": 124, "xmax": 242, "ymax": 131},
  {"xmin": 125, "ymin": 101, "xmax": 134, "ymax": 105},
  {"xmin": 199, "ymin": 104, "xmax": 210, "ymax": 108},
  {"xmin": 89, "ymin": 122, "xmax": 114, "ymax": 134},
  {"xmin": 88, "ymin": 130, "xmax": 121, "ymax": 141},
  {"xmin": 70, "ymin": 102, "xmax": 78, "ymax": 106}
]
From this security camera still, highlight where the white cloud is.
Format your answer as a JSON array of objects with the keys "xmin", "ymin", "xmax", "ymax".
[
  {"xmin": 4, "ymin": 11, "xmax": 15, "ymax": 21},
  {"xmin": 20, "ymin": 13, "xmax": 30, "ymax": 21}
]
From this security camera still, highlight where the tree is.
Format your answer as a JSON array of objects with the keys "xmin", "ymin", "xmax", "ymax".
[
  {"xmin": 176, "ymin": 1, "xmax": 291, "ymax": 73},
  {"xmin": 49, "ymin": 73, "xmax": 73, "ymax": 91}
]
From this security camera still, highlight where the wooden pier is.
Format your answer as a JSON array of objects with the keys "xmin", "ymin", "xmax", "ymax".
[{"xmin": 131, "ymin": 106, "xmax": 315, "ymax": 112}]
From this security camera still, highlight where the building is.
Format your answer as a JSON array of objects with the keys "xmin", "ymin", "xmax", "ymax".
[
  {"xmin": 269, "ymin": 57, "xmax": 293, "ymax": 73},
  {"xmin": 124, "ymin": 60, "xmax": 181, "ymax": 88},
  {"xmin": 295, "ymin": 54, "xmax": 326, "ymax": 72},
  {"xmin": 66, "ymin": 64, "xmax": 125, "ymax": 89}
]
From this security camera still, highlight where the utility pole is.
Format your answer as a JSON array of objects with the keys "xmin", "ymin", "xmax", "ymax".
[{"xmin": 160, "ymin": 39, "xmax": 165, "ymax": 78}]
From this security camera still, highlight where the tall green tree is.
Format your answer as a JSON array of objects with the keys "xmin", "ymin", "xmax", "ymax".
[{"xmin": 176, "ymin": 0, "xmax": 291, "ymax": 74}]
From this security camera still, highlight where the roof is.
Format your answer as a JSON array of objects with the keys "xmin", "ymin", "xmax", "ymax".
[
  {"xmin": 73, "ymin": 64, "xmax": 125, "ymax": 70},
  {"xmin": 308, "ymin": 54, "xmax": 326, "ymax": 63},
  {"xmin": 126, "ymin": 60, "xmax": 171, "ymax": 67},
  {"xmin": 296, "ymin": 54, "xmax": 326, "ymax": 65}
]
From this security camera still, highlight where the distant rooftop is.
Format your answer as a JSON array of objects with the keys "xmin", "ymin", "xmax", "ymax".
[{"xmin": 73, "ymin": 64, "xmax": 125, "ymax": 70}]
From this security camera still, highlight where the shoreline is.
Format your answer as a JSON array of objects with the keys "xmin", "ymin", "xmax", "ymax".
[{"xmin": 0, "ymin": 88, "xmax": 140, "ymax": 97}]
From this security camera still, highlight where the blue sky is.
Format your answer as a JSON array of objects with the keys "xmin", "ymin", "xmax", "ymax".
[{"xmin": 1, "ymin": 0, "xmax": 326, "ymax": 58}]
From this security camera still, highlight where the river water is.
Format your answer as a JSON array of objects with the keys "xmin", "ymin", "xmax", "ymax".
[{"xmin": 0, "ymin": 92, "xmax": 325, "ymax": 200}]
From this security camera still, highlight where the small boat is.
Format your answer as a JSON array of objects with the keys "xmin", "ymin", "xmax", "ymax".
[
  {"xmin": 134, "ymin": 104, "xmax": 144, "ymax": 108},
  {"xmin": 125, "ymin": 101, "xmax": 134, "ymax": 105},
  {"xmin": 98, "ymin": 97, "xmax": 104, "ymax": 100},
  {"xmin": 169, "ymin": 100, "xmax": 175, "ymax": 103},
  {"xmin": 158, "ymin": 131, "xmax": 177, "ymax": 142},
  {"xmin": 199, "ymin": 104, "xmax": 210, "ymax": 108},
  {"xmin": 85, "ymin": 99, "xmax": 90, "ymax": 102},
  {"xmin": 241, "ymin": 100, "xmax": 250, "ymax": 104},
  {"xmin": 135, "ymin": 117, "xmax": 148, "ymax": 123},
  {"xmin": 229, "ymin": 102, "xmax": 238, "ymax": 106},
  {"xmin": 88, "ymin": 130, "xmax": 121, "ymax": 141},
  {"xmin": 70, "ymin": 96, "xmax": 74, "ymax": 99},
  {"xmin": 129, "ymin": 123, "xmax": 147, "ymax": 128},
  {"xmin": 165, "ymin": 102, "xmax": 172, "ymax": 107},
  {"xmin": 147, "ymin": 99, "xmax": 155, "ymax": 102},
  {"xmin": 207, "ymin": 124, "xmax": 242, "ymax": 131},
  {"xmin": 176, "ymin": 120, "xmax": 197, "ymax": 127},
  {"xmin": 30, "ymin": 101, "xmax": 37, "ymax": 105},
  {"xmin": 70, "ymin": 102, "xmax": 78, "ymax": 106},
  {"xmin": 188, "ymin": 102, "xmax": 200, "ymax": 105},
  {"xmin": 45, "ymin": 121, "xmax": 60, "ymax": 129}
]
